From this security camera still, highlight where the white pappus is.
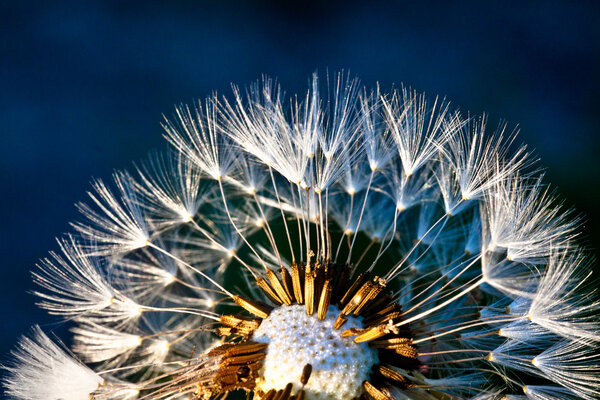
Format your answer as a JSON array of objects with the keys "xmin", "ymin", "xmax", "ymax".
[{"xmin": 2, "ymin": 73, "xmax": 598, "ymax": 400}]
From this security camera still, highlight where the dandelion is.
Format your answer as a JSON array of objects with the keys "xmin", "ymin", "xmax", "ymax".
[{"xmin": 3, "ymin": 73, "xmax": 599, "ymax": 400}]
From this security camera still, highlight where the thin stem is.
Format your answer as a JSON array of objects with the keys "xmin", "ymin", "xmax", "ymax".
[
  {"xmin": 386, "ymin": 199, "xmax": 465, "ymax": 281},
  {"xmin": 369, "ymin": 206, "xmax": 400, "ymax": 271},
  {"xmin": 252, "ymin": 191, "xmax": 283, "ymax": 266},
  {"xmin": 217, "ymin": 179, "xmax": 267, "ymax": 270},
  {"xmin": 412, "ymin": 316, "xmax": 520, "ymax": 344},
  {"xmin": 269, "ymin": 167, "xmax": 296, "ymax": 263},
  {"xmin": 394, "ymin": 276, "xmax": 485, "ymax": 329},
  {"xmin": 290, "ymin": 182, "xmax": 303, "ymax": 263},
  {"xmin": 334, "ymin": 192, "xmax": 354, "ymax": 262},
  {"xmin": 147, "ymin": 242, "xmax": 234, "ymax": 298},
  {"xmin": 403, "ymin": 255, "xmax": 481, "ymax": 315},
  {"xmin": 188, "ymin": 219, "xmax": 257, "ymax": 277},
  {"xmin": 347, "ymin": 170, "xmax": 375, "ymax": 266}
]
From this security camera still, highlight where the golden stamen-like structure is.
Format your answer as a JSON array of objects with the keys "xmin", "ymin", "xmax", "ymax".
[{"xmin": 193, "ymin": 261, "xmax": 418, "ymax": 400}]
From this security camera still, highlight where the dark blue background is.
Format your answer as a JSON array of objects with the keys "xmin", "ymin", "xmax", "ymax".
[{"xmin": 1, "ymin": 1, "xmax": 599, "ymax": 364}]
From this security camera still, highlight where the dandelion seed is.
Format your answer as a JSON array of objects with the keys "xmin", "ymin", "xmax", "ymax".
[
  {"xmin": 3, "ymin": 326, "xmax": 138, "ymax": 400},
  {"xmin": 132, "ymin": 152, "xmax": 214, "ymax": 227},
  {"xmin": 33, "ymin": 236, "xmax": 143, "ymax": 324},
  {"xmin": 163, "ymin": 98, "xmax": 236, "ymax": 181},
  {"xmin": 71, "ymin": 322, "xmax": 143, "ymax": 363},
  {"xmin": 72, "ymin": 174, "xmax": 150, "ymax": 255},
  {"xmin": 3, "ymin": 73, "xmax": 598, "ymax": 400}
]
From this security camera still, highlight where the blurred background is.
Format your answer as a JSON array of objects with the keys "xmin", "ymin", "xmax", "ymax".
[{"xmin": 1, "ymin": 0, "xmax": 599, "ymax": 364}]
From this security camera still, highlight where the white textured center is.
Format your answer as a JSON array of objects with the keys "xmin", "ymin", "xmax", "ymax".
[{"xmin": 252, "ymin": 304, "xmax": 378, "ymax": 400}]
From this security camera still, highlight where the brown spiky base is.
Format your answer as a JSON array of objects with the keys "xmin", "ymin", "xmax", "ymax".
[{"xmin": 195, "ymin": 262, "xmax": 419, "ymax": 400}]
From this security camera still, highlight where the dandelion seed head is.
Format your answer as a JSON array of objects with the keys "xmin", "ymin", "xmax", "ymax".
[
  {"xmin": 2, "ymin": 73, "xmax": 599, "ymax": 400},
  {"xmin": 3, "ymin": 327, "xmax": 104, "ymax": 400}
]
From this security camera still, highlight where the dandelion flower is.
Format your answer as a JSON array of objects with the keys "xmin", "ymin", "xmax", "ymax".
[{"xmin": 3, "ymin": 73, "xmax": 599, "ymax": 400}]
